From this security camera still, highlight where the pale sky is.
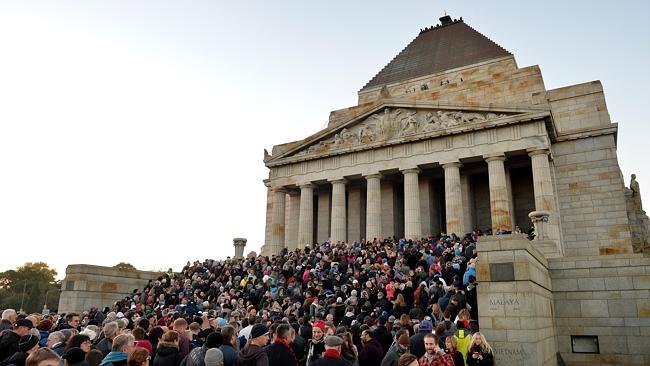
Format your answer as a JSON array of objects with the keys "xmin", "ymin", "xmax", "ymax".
[{"xmin": 1, "ymin": 1, "xmax": 648, "ymax": 279}]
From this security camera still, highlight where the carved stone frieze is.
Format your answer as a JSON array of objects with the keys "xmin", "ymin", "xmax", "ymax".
[{"xmin": 295, "ymin": 108, "xmax": 510, "ymax": 157}]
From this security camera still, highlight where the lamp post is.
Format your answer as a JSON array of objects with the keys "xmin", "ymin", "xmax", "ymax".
[{"xmin": 19, "ymin": 280, "xmax": 27, "ymax": 312}]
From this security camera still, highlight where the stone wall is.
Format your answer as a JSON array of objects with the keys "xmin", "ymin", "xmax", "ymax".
[
  {"xmin": 552, "ymin": 134, "xmax": 633, "ymax": 256},
  {"xmin": 58, "ymin": 265, "xmax": 160, "ymax": 313},
  {"xmin": 550, "ymin": 254, "xmax": 650, "ymax": 365}
]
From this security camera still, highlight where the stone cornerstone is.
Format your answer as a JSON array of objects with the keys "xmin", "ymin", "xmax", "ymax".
[{"xmin": 260, "ymin": 15, "xmax": 650, "ymax": 366}]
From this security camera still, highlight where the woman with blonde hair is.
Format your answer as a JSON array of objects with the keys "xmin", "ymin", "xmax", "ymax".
[
  {"xmin": 444, "ymin": 336, "xmax": 465, "ymax": 366},
  {"xmin": 391, "ymin": 294, "xmax": 409, "ymax": 317},
  {"xmin": 466, "ymin": 332, "xmax": 494, "ymax": 366},
  {"xmin": 430, "ymin": 304, "xmax": 444, "ymax": 325},
  {"xmin": 397, "ymin": 314, "xmax": 413, "ymax": 337}
]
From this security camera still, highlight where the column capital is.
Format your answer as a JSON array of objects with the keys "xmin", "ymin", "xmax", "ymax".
[
  {"xmin": 400, "ymin": 168, "xmax": 421, "ymax": 175},
  {"xmin": 298, "ymin": 183, "xmax": 315, "ymax": 189},
  {"xmin": 484, "ymin": 154, "xmax": 507, "ymax": 163},
  {"xmin": 263, "ymin": 179, "xmax": 271, "ymax": 187},
  {"xmin": 527, "ymin": 148, "xmax": 550, "ymax": 157},
  {"xmin": 363, "ymin": 173, "xmax": 382, "ymax": 180},
  {"xmin": 442, "ymin": 162, "xmax": 463, "ymax": 169},
  {"xmin": 272, "ymin": 187, "xmax": 287, "ymax": 193},
  {"xmin": 328, "ymin": 178, "xmax": 347, "ymax": 184}
]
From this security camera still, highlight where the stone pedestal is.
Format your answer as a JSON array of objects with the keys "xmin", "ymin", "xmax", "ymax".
[
  {"xmin": 476, "ymin": 234, "xmax": 557, "ymax": 366},
  {"xmin": 233, "ymin": 238, "xmax": 247, "ymax": 259},
  {"xmin": 528, "ymin": 210, "xmax": 562, "ymax": 258}
]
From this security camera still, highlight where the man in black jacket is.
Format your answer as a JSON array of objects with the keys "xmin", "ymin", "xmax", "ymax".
[
  {"xmin": 358, "ymin": 330, "xmax": 383, "ymax": 366},
  {"xmin": 265, "ymin": 324, "xmax": 296, "ymax": 366},
  {"xmin": 0, "ymin": 319, "xmax": 33, "ymax": 362},
  {"xmin": 236, "ymin": 324, "xmax": 269, "ymax": 366},
  {"xmin": 373, "ymin": 316, "xmax": 392, "ymax": 356}
]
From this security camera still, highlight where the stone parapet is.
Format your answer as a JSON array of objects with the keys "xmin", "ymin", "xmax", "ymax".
[{"xmin": 58, "ymin": 264, "xmax": 161, "ymax": 313}]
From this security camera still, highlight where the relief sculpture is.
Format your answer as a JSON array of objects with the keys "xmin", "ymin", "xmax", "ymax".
[{"xmin": 295, "ymin": 108, "xmax": 511, "ymax": 156}]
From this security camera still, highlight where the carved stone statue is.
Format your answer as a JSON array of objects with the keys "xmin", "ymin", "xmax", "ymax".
[
  {"xmin": 399, "ymin": 110, "xmax": 419, "ymax": 136},
  {"xmin": 358, "ymin": 124, "xmax": 376, "ymax": 143},
  {"xmin": 436, "ymin": 111, "xmax": 456, "ymax": 128},
  {"xmin": 631, "ymin": 174, "xmax": 643, "ymax": 210},
  {"xmin": 454, "ymin": 111, "xmax": 486, "ymax": 124},
  {"xmin": 264, "ymin": 149, "xmax": 271, "ymax": 160}
]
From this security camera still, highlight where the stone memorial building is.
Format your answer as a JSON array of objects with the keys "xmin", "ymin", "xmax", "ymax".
[{"xmin": 261, "ymin": 15, "xmax": 650, "ymax": 366}]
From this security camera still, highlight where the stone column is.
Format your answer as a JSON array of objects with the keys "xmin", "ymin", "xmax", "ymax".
[
  {"xmin": 402, "ymin": 168, "xmax": 422, "ymax": 240},
  {"xmin": 443, "ymin": 162, "xmax": 463, "ymax": 235},
  {"xmin": 419, "ymin": 176, "xmax": 433, "ymax": 237},
  {"xmin": 365, "ymin": 174, "xmax": 382, "ymax": 241},
  {"xmin": 485, "ymin": 154, "xmax": 513, "ymax": 232},
  {"xmin": 347, "ymin": 185, "xmax": 362, "ymax": 242},
  {"xmin": 233, "ymin": 238, "xmax": 247, "ymax": 259},
  {"xmin": 285, "ymin": 191, "xmax": 300, "ymax": 250},
  {"xmin": 528, "ymin": 149, "xmax": 560, "ymax": 241},
  {"xmin": 381, "ymin": 180, "xmax": 395, "ymax": 238},
  {"xmin": 270, "ymin": 188, "xmax": 286, "ymax": 255},
  {"xmin": 330, "ymin": 179, "xmax": 347, "ymax": 243},
  {"xmin": 460, "ymin": 172, "xmax": 473, "ymax": 234},
  {"xmin": 263, "ymin": 180, "xmax": 273, "ymax": 256},
  {"xmin": 317, "ymin": 190, "xmax": 331, "ymax": 242},
  {"xmin": 297, "ymin": 184, "xmax": 314, "ymax": 248}
]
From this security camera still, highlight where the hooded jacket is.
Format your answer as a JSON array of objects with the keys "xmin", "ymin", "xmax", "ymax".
[
  {"xmin": 380, "ymin": 343, "xmax": 408, "ymax": 366},
  {"xmin": 235, "ymin": 344, "xmax": 268, "ymax": 366},
  {"xmin": 99, "ymin": 352, "xmax": 128, "ymax": 366},
  {"xmin": 153, "ymin": 344, "xmax": 181, "ymax": 366}
]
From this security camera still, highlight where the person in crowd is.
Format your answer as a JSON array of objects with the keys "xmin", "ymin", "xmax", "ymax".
[
  {"xmin": 380, "ymin": 330, "xmax": 410, "ymax": 366},
  {"xmin": 65, "ymin": 335, "xmax": 91, "ymax": 353},
  {"xmin": 305, "ymin": 321, "xmax": 325, "ymax": 365},
  {"xmin": 25, "ymin": 348, "xmax": 60, "ymax": 366},
  {"xmin": 309, "ymin": 336, "xmax": 344, "ymax": 366},
  {"xmin": 46, "ymin": 332, "xmax": 65, "ymax": 357},
  {"xmin": 100, "ymin": 334, "xmax": 135, "ymax": 366},
  {"xmin": 152, "ymin": 331, "xmax": 181, "ymax": 366},
  {"xmin": 64, "ymin": 347, "xmax": 88, "ymax": 366},
  {"xmin": 181, "ymin": 332, "xmax": 222, "ymax": 366},
  {"xmin": 57, "ymin": 314, "xmax": 81, "ymax": 332},
  {"xmin": 203, "ymin": 349, "xmax": 223, "ymax": 366},
  {"xmin": 96, "ymin": 323, "xmax": 119, "ymax": 357},
  {"xmin": 336, "ymin": 332, "xmax": 356, "ymax": 366},
  {"xmin": 236, "ymin": 324, "xmax": 269, "ymax": 366},
  {"xmin": 218, "ymin": 327, "xmax": 237, "ymax": 366},
  {"xmin": 37, "ymin": 321, "xmax": 53, "ymax": 348},
  {"xmin": 358, "ymin": 330, "xmax": 382, "ymax": 366},
  {"xmin": 0, "ymin": 319, "xmax": 35, "ymax": 361},
  {"xmin": 0, "ymin": 334, "xmax": 40, "ymax": 366},
  {"xmin": 408, "ymin": 320, "xmax": 432, "ymax": 359},
  {"xmin": 85, "ymin": 350, "xmax": 104, "ymax": 366},
  {"xmin": 466, "ymin": 333, "xmax": 493, "ymax": 366},
  {"xmin": 397, "ymin": 354, "xmax": 418, "ymax": 366},
  {"xmin": 443, "ymin": 337, "xmax": 463, "ymax": 366},
  {"xmin": 0, "ymin": 311, "xmax": 17, "ymax": 332},
  {"xmin": 264, "ymin": 324, "xmax": 296, "ymax": 366},
  {"xmin": 418, "ymin": 334, "xmax": 452, "ymax": 366},
  {"xmin": 127, "ymin": 348, "xmax": 149, "ymax": 366}
]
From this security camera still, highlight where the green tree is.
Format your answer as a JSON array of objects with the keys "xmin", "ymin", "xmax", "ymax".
[
  {"xmin": 113, "ymin": 262, "xmax": 137, "ymax": 271},
  {"xmin": 0, "ymin": 262, "xmax": 60, "ymax": 313}
]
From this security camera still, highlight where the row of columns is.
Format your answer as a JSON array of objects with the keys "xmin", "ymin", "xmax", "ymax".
[{"xmin": 267, "ymin": 149, "xmax": 557, "ymax": 254}]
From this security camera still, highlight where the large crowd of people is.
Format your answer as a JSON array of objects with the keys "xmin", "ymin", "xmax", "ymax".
[{"xmin": 0, "ymin": 234, "xmax": 495, "ymax": 366}]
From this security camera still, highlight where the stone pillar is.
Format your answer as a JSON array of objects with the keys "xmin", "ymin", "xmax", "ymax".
[
  {"xmin": 402, "ymin": 168, "xmax": 422, "ymax": 240},
  {"xmin": 528, "ymin": 149, "xmax": 560, "ymax": 241},
  {"xmin": 381, "ymin": 180, "xmax": 395, "ymax": 238},
  {"xmin": 263, "ymin": 180, "xmax": 273, "ymax": 256},
  {"xmin": 486, "ymin": 154, "xmax": 513, "ymax": 232},
  {"xmin": 365, "ymin": 174, "xmax": 382, "ymax": 241},
  {"xmin": 270, "ymin": 188, "xmax": 286, "ymax": 255},
  {"xmin": 297, "ymin": 184, "xmax": 314, "ymax": 248},
  {"xmin": 419, "ymin": 176, "xmax": 433, "ymax": 237},
  {"xmin": 443, "ymin": 162, "xmax": 463, "ymax": 235},
  {"xmin": 233, "ymin": 238, "xmax": 247, "ymax": 259},
  {"xmin": 330, "ymin": 179, "xmax": 347, "ymax": 243},
  {"xmin": 317, "ymin": 189, "xmax": 330, "ymax": 242},
  {"xmin": 285, "ymin": 191, "xmax": 300, "ymax": 250},
  {"xmin": 347, "ymin": 185, "xmax": 362, "ymax": 242},
  {"xmin": 460, "ymin": 172, "xmax": 473, "ymax": 234}
]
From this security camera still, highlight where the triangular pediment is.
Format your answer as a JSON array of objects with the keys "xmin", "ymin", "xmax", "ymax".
[{"xmin": 266, "ymin": 103, "xmax": 549, "ymax": 164}]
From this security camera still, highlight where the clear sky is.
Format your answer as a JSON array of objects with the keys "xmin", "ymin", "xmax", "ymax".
[{"xmin": 1, "ymin": 1, "xmax": 648, "ymax": 279}]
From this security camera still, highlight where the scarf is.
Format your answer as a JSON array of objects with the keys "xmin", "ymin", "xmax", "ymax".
[
  {"xmin": 323, "ymin": 349, "xmax": 340, "ymax": 359},
  {"xmin": 274, "ymin": 339, "xmax": 298, "ymax": 364}
]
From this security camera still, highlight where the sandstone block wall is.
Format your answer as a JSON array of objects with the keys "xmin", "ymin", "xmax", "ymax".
[
  {"xmin": 550, "ymin": 254, "xmax": 650, "ymax": 365},
  {"xmin": 58, "ymin": 264, "xmax": 160, "ymax": 313},
  {"xmin": 552, "ymin": 134, "xmax": 633, "ymax": 256}
]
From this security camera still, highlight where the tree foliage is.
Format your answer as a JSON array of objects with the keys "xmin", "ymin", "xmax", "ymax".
[
  {"xmin": 113, "ymin": 262, "xmax": 137, "ymax": 271},
  {"xmin": 0, "ymin": 262, "xmax": 60, "ymax": 313}
]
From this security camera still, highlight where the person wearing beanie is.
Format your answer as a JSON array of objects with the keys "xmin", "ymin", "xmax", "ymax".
[
  {"xmin": 305, "ymin": 321, "xmax": 326, "ymax": 365},
  {"xmin": 0, "ymin": 319, "xmax": 34, "ymax": 362},
  {"xmin": 203, "ymin": 349, "xmax": 223, "ymax": 366},
  {"xmin": 1, "ymin": 334, "xmax": 40, "ymax": 366},
  {"xmin": 408, "ymin": 319, "xmax": 432, "ymax": 359},
  {"xmin": 180, "ymin": 332, "xmax": 222, "ymax": 366},
  {"xmin": 264, "ymin": 324, "xmax": 296, "ymax": 366},
  {"xmin": 37, "ymin": 321, "xmax": 53, "ymax": 348},
  {"xmin": 235, "ymin": 324, "xmax": 268, "ymax": 366}
]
